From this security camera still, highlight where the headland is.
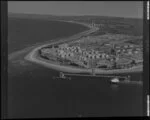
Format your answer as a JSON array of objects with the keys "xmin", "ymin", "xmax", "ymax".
[{"xmin": 24, "ymin": 20, "xmax": 143, "ymax": 74}]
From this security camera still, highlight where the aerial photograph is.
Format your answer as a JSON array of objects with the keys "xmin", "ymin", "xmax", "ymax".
[{"xmin": 8, "ymin": 1, "xmax": 143, "ymax": 118}]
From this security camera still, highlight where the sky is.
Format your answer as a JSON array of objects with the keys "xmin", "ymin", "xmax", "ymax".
[{"xmin": 8, "ymin": 1, "xmax": 143, "ymax": 18}]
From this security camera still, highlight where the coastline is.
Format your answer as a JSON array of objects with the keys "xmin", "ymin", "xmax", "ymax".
[
  {"xmin": 25, "ymin": 46, "xmax": 143, "ymax": 74},
  {"xmin": 24, "ymin": 20, "xmax": 143, "ymax": 74},
  {"xmin": 8, "ymin": 20, "xmax": 92, "ymax": 60}
]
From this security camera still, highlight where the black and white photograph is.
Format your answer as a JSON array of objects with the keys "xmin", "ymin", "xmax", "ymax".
[{"xmin": 1, "ymin": 1, "xmax": 149, "ymax": 118}]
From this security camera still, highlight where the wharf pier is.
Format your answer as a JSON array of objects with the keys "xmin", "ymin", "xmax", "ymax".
[{"xmin": 53, "ymin": 72, "xmax": 143, "ymax": 85}]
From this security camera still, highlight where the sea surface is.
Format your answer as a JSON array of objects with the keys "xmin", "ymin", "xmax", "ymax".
[{"xmin": 8, "ymin": 17, "xmax": 143, "ymax": 118}]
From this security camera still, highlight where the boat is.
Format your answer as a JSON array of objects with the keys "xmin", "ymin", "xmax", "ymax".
[
  {"xmin": 110, "ymin": 75, "xmax": 131, "ymax": 84},
  {"xmin": 110, "ymin": 77, "xmax": 120, "ymax": 84},
  {"xmin": 52, "ymin": 72, "xmax": 71, "ymax": 80}
]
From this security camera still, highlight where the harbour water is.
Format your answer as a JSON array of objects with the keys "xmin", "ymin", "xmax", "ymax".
[{"xmin": 8, "ymin": 17, "xmax": 143, "ymax": 118}]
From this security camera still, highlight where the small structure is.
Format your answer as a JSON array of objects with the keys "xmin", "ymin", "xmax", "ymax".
[
  {"xmin": 124, "ymin": 45, "xmax": 129, "ymax": 48},
  {"xmin": 134, "ymin": 51, "xmax": 139, "ymax": 54},
  {"xmin": 129, "ymin": 44, "xmax": 134, "ymax": 48},
  {"xmin": 59, "ymin": 43, "xmax": 68, "ymax": 49}
]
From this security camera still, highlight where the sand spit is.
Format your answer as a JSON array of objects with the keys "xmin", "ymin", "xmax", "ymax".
[{"xmin": 24, "ymin": 21, "xmax": 143, "ymax": 74}]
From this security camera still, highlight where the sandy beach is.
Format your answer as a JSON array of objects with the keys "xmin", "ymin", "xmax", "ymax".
[{"xmin": 24, "ymin": 21, "xmax": 143, "ymax": 74}]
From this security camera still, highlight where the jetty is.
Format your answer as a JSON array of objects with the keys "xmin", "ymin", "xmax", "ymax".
[{"xmin": 53, "ymin": 71, "xmax": 142, "ymax": 85}]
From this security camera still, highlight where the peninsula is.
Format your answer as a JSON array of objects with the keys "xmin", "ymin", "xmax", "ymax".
[{"xmin": 25, "ymin": 19, "xmax": 143, "ymax": 74}]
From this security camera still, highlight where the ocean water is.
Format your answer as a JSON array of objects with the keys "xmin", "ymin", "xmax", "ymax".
[
  {"xmin": 8, "ymin": 17, "xmax": 143, "ymax": 118},
  {"xmin": 8, "ymin": 18, "xmax": 88, "ymax": 53}
]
